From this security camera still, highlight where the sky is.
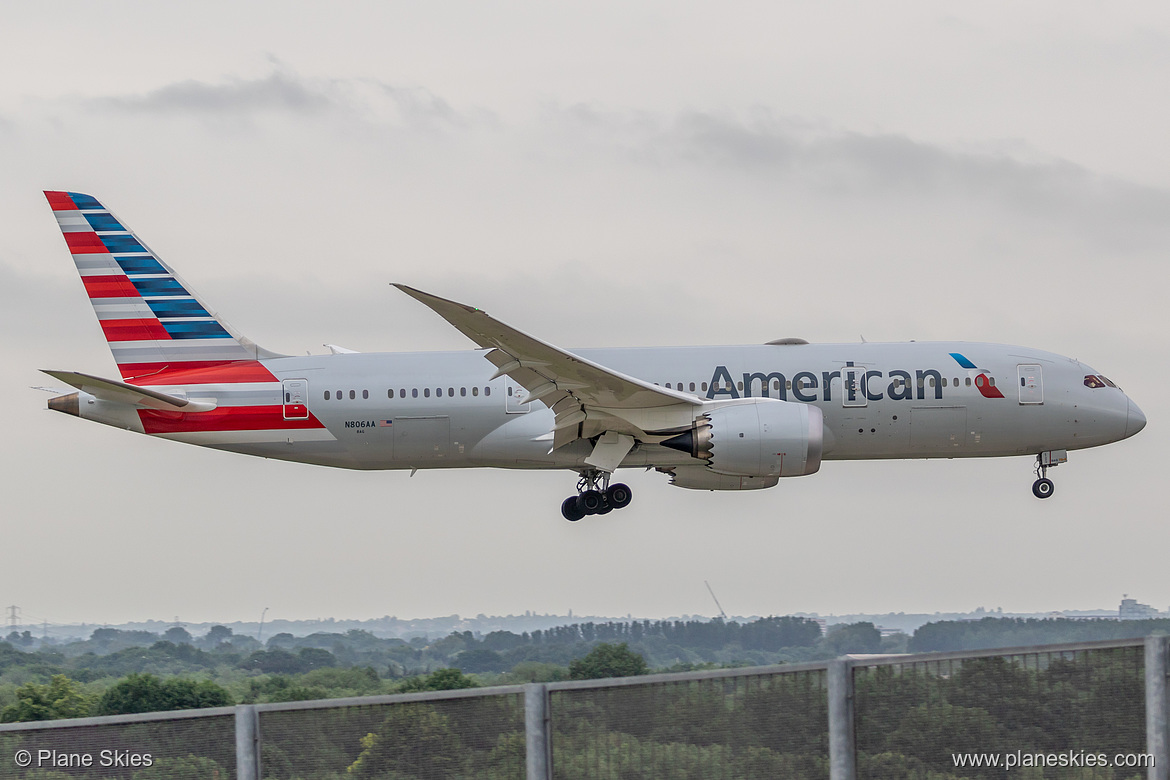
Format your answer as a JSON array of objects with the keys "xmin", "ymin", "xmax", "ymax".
[{"xmin": 1, "ymin": 2, "xmax": 1167, "ymax": 627}]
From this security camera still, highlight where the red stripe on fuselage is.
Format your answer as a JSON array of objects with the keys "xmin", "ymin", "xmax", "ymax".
[
  {"xmin": 64, "ymin": 232, "xmax": 109, "ymax": 254},
  {"xmin": 139, "ymin": 405, "xmax": 324, "ymax": 434},
  {"xmin": 121, "ymin": 360, "xmax": 279, "ymax": 384},
  {"xmin": 82, "ymin": 275, "xmax": 139, "ymax": 299},
  {"xmin": 100, "ymin": 318, "xmax": 171, "ymax": 342},
  {"xmin": 44, "ymin": 191, "xmax": 78, "ymax": 210}
]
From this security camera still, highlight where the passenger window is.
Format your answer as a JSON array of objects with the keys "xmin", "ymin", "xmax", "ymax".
[
  {"xmin": 689, "ymin": 382, "xmax": 696, "ymax": 391},
  {"xmin": 448, "ymin": 387, "xmax": 454, "ymax": 396},
  {"xmin": 773, "ymin": 381, "xmax": 781, "ymax": 391},
  {"xmin": 508, "ymin": 387, "xmax": 513, "ymax": 396},
  {"xmin": 285, "ymin": 393, "xmax": 290, "ymax": 402},
  {"xmin": 424, "ymin": 388, "xmax": 430, "ymax": 397},
  {"xmin": 941, "ymin": 378, "xmax": 947, "ymax": 387},
  {"xmin": 400, "ymin": 388, "xmax": 405, "ymax": 397},
  {"xmin": 472, "ymin": 387, "xmax": 479, "ymax": 397},
  {"xmin": 965, "ymin": 377, "xmax": 972, "ymax": 387},
  {"xmin": 701, "ymin": 382, "xmax": 708, "ymax": 391},
  {"xmin": 665, "ymin": 383, "xmax": 672, "ymax": 389},
  {"xmin": 989, "ymin": 377, "xmax": 996, "ymax": 386},
  {"xmin": 387, "ymin": 389, "xmax": 393, "ymax": 399},
  {"xmin": 737, "ymin": 381, "xmax": 743, "ymax": 391},
  {"xmin": 436, "ymin": 388, "xmax": 443, "ymax": 397},
  {"xmin": 349, "ymin": 390, "xmax": 356, "ymax": 400},
  {"xmin": 324, "ymin": 391, "xmax": 331, "ymax": 400},
  {"xmin": 411, "ymin": 388, "xmax": 418, "ymax": 398},
  {"xmin": 786, "ymin": 380, "xmax": 792, "ymax": 390},
  {"xmin": 336, "ymin": 389, "xmax": 342, "ymax": 398},
  {"xmin": 460, "ymin": 387, "xmax": 466, "ymax": 397},
  {"xmin": 1021, "ymin": 377, "xmax": 1026, "ymax": 387},
  {"xmin": 363, "ymin": 390, "xmax": 369, "ymax": 400},
  {"xmin": 485, "ymin": 387, "xmax": 491, "ymax": 396}
]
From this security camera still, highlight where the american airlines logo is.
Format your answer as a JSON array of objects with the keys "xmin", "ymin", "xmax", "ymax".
[{"xmin": 705, "ymin": 353, "xmax": 1001, "ymax": 403}]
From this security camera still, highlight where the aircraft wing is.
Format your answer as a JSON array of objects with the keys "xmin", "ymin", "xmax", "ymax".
[
  {"xmin": 41, "ymin": 370, "xmax": 216, "ymax": 412},
  {"xmin": 393, "ymin": 285, "xmax": 701, "ymax": 449}
]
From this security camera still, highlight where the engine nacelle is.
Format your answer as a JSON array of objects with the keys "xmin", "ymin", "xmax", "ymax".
[{"xmin": 662, "ymin": 399, "xmax": 823, "ymax": 479}]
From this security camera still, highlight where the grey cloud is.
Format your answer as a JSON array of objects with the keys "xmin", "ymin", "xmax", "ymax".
[
  {"xmin": 555, "ymin": 106, "xmax": 1170, "ymax": 252},
  {"xmin": 87, "ymin": 72, "xmax": 490, "ymax": 134},
  {"xmin": 94, "ymin": 72, "xmax": 335, "ymax": 116}
]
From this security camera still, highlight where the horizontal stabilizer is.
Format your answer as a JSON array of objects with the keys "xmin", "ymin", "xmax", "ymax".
[{"xmin": 40, "ymin": 370, "xmax": 216, "ymax": 412}]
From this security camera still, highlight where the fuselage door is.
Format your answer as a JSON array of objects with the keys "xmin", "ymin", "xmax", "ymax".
[
  {"xmin": 282, "ymin": 379, "xmax": 310, "ymax": 420},
  {"xmin": 1018, "ymin": 364, "xmax": 1043, "ymax": 405},
  {"xmin": 505, "ymin": 377, "xmax": 531, "ymax": 414},
  {"xmin": 841, "ymin": 363, "xmax": 868, "ymax": 408}
]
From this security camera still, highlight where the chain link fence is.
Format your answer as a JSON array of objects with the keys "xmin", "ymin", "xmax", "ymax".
[
  {"xmin": 549, "ymin": 666, "xmax": 828, "ymax": 779},
  {"xmin": 0, "ymin": 637, "xmax": 1165, "ymax": 780},
  {"xmin": 0, "ymin": 708, "xmax": 235, "ymax": 779},
  {"xmin": 853, "ymin": 641, "xmax": 1148, "ymax": 780}
]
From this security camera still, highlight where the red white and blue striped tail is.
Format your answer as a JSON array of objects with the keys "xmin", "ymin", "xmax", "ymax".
[{"xmin": 44, "ymin": 191, "xmax": 282, "ymax": 382}]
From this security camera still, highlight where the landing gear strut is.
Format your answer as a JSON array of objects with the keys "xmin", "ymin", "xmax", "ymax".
[
  {"xmin": 560, "ymin": 470, "xmax": 634, "ymax": 521},
  {"xmin": 1031, "ymin": 451, "xmax": 1065, "ymax": 499}
]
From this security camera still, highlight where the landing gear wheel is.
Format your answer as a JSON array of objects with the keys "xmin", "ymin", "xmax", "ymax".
[
  {"xmin": 578, "ymin": 490, "xmax": 604, "ymax": 515},
  {"xmin": 606, "ymin": 483, "xmax": 633, "ymax": 510},
  {"xmin": 1032, "ymin": 478, "xmax": 1054, "ymax": 499},
  {"xmin": 561, "ymin": 496, "xmax": 586, "ymax": 521},
  {"xmin": 595, "ymin": 499, "xmax": 614, "ymax": 515}
]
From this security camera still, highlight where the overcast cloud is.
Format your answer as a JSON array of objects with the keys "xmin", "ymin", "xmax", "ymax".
[{"xmin": 0, "ymin": 2, "xmax": 1166, "ymax": 628}]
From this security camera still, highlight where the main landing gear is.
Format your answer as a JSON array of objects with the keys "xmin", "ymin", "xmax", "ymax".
[
  {"xmin": 561, "ymin": 471, "xmax": 633, "ymax": 521},
  {"xmin": 1031, "ymin": 450, "xmax": 1066, "ymax": 499}
]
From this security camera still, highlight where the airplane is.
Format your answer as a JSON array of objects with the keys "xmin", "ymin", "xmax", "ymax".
[{"xmin": 40, "ymin": 191, "xmax": 1146, "ymax": 520}]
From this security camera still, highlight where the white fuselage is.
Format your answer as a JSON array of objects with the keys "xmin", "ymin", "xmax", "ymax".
[{"xmin": 82, "ymin": 341, "xmax": 1142, "ymax": 473}]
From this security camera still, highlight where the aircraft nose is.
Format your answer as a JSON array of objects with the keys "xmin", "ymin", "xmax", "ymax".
[{"xmin": 1125, "ymin": 397, "xmax": 1146, "ymax": 439}]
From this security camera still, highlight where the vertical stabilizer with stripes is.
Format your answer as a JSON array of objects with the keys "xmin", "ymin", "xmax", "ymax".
[{"xmin": 44, "ymin": 191, "xmax": 283, "ymax": 381}]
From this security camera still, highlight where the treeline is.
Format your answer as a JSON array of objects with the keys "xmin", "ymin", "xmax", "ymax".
[{"xmin": 908, "ymin": 617, "xmax": 1170, "ymax": 652}]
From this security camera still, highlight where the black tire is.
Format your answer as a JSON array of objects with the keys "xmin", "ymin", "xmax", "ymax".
[
  {"xmin": 1032, "ymin": 478, "xmax": 1055, "ymax": 499},
  {"xmin": 579, "ymin": 490, "xmax": 604, "ymax": 514},
  {"xmin": 606, "ymin": 483, "xmax": 633, "ymax": 509},
  {"xmin": 596, "ymin": 499, "xmax": 614, "ymax": 515},
  {"xmin": 561, "ymin": 496, "xmax": 586, "ymax": 521}
]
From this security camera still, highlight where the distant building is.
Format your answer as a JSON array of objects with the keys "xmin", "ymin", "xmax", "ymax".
[{"xmin": 1119, "ymin": 598, "xmax": 1159, "ymax": 620}]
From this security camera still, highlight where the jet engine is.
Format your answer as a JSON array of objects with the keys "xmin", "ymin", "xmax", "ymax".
[{"xmin": 661, "ymin": 399, "xmax": 823, "ymax": 479}]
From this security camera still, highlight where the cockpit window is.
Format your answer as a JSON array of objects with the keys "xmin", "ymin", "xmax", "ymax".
[
  {"xmin": 1084, "ymin": 375, "xmax": 1106, "ymax": 389},
  {"xmin": 1099, "ymin": 375, "xmax": 1117, "ymax": 388}
]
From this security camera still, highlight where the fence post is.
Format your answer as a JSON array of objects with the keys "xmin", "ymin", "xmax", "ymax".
[
  {"xmin": 525, "ymin": 683, "xmax": 551, "ymax": 780},
  {"xmin": 236, "ymin": 704, "xmax": 260, "ymax": 780},
  {"xmin": 828, "ymin": 659, "xmax": 856, "ymax": 780},
  {"xmin": 1148, "ymin": 636, "xmax": 1169, "ymax": 780}
]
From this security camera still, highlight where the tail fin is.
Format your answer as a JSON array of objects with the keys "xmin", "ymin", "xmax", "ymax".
[{"xmin": 44, "ymin": 191, "xmax": 283, "ymax": 381}]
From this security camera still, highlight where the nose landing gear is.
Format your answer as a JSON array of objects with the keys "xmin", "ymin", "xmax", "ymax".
[
  {"xmin": 561, "ymin": 470, "xmax": 634, "ymax": 521},
  {"xmin": 1031, "ymin": 450, "xmax": 1066, "ymax": 499}
]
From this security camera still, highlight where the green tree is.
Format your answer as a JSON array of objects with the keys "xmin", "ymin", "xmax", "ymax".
[
  {"xmin": 399, "ymin": 668, "xmax": 479, "ymax": 692},
  {"xmin": 347, "ymin": 706, "xmax": 463, "ymax": 778},
  {"xmin": 0, "ymin": 675, "xmax": 92, "ymax": 722},
  {"xmin": 825, "ymin": 622, "xmax": 882, "ymax": 654},
  {"xmin": 568, "ymin": 642, "xmax": 648, "ymax": 680},
  {"xmin": 96, "ymin": 673, "xmax": 232, "ymax": 715}
]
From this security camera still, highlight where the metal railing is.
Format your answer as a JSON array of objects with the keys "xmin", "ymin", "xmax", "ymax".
[{"xmin": 1, "ymin": 635, "xmax": 1165, "ymax": 780}]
